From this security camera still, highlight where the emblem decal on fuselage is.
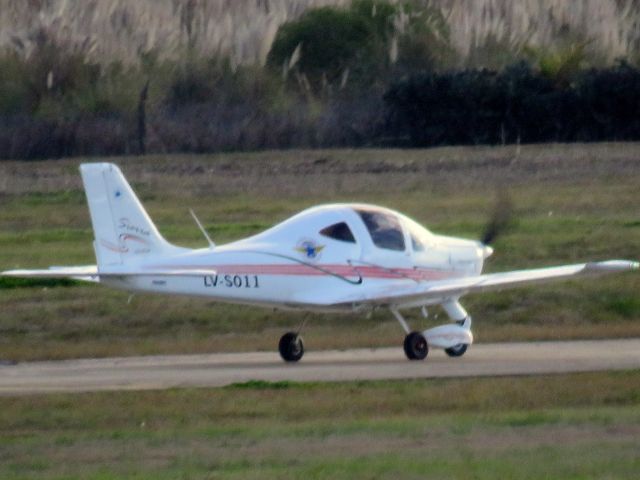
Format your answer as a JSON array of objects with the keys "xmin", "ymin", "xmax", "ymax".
[{"xmin": 295, "ymin": 238, "xmax": 325, "ymax": 261}]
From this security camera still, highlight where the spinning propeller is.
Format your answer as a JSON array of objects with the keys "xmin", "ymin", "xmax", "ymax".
[{"xmin": 480, "ymin": 189, "xmax": 513, "ymax": 246}]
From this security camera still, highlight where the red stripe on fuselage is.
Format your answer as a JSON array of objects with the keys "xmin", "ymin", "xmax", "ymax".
[{"xmin": 148, "ymin": 263, "xmax": 453, "ymax": 281}]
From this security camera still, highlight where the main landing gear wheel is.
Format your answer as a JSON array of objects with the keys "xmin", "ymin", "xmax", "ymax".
[
  {"xmin": 444, "ymin": 343, "xmax": 468, "ymax": 357},
  {"xmin": 279, "ymin": 332, "xmax": 304, "ymax": 362},
  {"xmin": 403, "ymin": 331, "xmax": 428, "ymax": 360}
]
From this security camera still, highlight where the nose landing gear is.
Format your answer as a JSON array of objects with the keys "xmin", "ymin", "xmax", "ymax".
[{"xmin": 392, "ymin": 305, "xmax": 473, "ymax": 361}]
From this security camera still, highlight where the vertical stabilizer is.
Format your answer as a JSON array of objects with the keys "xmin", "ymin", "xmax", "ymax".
[{"xmin": 80, "ymin": 163, "xmax": 178, "ymax": 267}]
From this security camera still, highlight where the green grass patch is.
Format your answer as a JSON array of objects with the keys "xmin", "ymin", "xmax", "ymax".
[
  {"xmin": 15, "ymin": 190, "xmax": 86, "ymax": 206},
  {"xmin": 228, "ymin": 380, "xmax": 296, "ymax": 390},
  {"xmin": 0, "ymin": 372, "xmax": 639, "ymax": 479},
  {"xmin": 0, "ymin": 277, "xmax": 79, "ymax": 289},
  {"xmin": 600, "ymin": 293, "xmax": 640, "ymax": 318}
]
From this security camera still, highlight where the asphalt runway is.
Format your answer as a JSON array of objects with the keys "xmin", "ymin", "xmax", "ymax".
[{"xmin": 1, "ymin": 339, "xmax": 639, "ymax": 395}]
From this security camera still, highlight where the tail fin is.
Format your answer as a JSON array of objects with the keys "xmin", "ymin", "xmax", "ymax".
[{"xmin": 80, "ymin": 163, "xmax": 179, "ymax": 267}]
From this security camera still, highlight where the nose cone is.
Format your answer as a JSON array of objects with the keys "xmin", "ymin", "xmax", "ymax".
[{"xmin": 482, "ymin": 245, "xmax": 494, "ymax": 259}]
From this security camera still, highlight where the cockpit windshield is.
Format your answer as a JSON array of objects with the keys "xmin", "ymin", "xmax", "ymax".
[
  {"xmin": 403, "ymin": 216, "xmax": 433, "ymax": 252},
  {"xmin": 356, "ymin": 209, "xmax": 405, "ymax": 251}
]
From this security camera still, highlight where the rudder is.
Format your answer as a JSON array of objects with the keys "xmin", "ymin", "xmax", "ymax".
[{"xmin": 80, "ymin": 163, "xmax": 178, "ymax": 267}]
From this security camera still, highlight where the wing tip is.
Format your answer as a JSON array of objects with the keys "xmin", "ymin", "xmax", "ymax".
[
  {"xmin": 1, "ymin": 269, "xmax": 30, "ymax": 277},
  {"xmin": 586, "ymin": 260, "xmax": 639, "ymax": 272}
]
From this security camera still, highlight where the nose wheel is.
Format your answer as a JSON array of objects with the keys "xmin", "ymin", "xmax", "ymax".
[
  {"xmin": 445, "ymin": 343, "xmax": 468, "ymax": 357},
  {"xmin": 279, "ymin": 331, "xmax": 304, "ymax": 362}
]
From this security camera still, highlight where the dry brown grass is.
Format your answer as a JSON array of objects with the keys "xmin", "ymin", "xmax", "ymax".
[
  {"xmin": 0, "ymin": 0, "xmax": 638, "ymax": 67},
  {"xmin": 440, "ymin": 0, "xmax": 640, "ymax": 63},
  {"xmin": 0, "ymin": 0, "xmax": 349, "ymax": 66}
]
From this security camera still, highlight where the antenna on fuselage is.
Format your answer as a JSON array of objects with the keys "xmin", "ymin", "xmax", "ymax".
[{"xmin": 189, "ymin": 208, "xmax": 215, "ymax": 249}]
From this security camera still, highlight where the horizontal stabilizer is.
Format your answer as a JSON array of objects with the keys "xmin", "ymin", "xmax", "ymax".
[
  {"xmin": 98, "ymin": 268, "xmax": 219, "ymax": 277},
  {"xmin": 1, "ymin": 266, "xmax": 99, "ymax": 282},
  {"xmin": 1, "ymin": 266, "xmax": 217, "ymax": 281}
]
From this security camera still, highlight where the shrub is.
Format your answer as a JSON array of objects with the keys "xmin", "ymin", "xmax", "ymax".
[
  {"xmin": 267, "ymin": 6, "xmax": 376, "ymax": 92},
  {"xmin": 267, "ymin": 0, "xmax": 452, "ymax": 94},
  {"xmin": 383, "ymin": 61, "xmax": 640, "ymax": 146},
  {"xmin": 575, "ymin": 62, "xmax": 640, "ymax": 141}
]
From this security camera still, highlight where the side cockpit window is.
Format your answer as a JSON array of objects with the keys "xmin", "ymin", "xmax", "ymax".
[
  {"xmin": 356, "ymin": 209, "xmax": 405, "ymax": 251},
  {"xmin": 319, "ymin": 222, "xmax": 356, "ymax": 243},
  {"xmin": 411, "ymin": 233, "xmax": 426, "ymax": 252},
  {"xmin": 405, "ymin": 217, "xmax": 432, "ymax": 253}
]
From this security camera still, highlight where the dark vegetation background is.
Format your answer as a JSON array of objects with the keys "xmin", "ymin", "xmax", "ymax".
[{"xmin": 1, "ymin": 0, "xmax": 640, "ymax": 160}]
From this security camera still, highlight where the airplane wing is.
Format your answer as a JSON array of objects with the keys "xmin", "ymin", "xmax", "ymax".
[
  {"xmin": 324, "ymin": 260, "xmax": 639, "ymax": 308},
  {"xmin": 1, "ymin": 266, "xmax": 218, "ymax": 283}
]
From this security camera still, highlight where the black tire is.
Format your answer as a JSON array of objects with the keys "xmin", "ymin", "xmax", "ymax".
[
  {"xmin": 403, "ymin": 331, "xmax": 428, "ymax": 360},
  {"xmin": 279, "ymin": 332, "xmax": 304, "ymax": 362},
  {"xmin": 444, "ymin": 343, "xmax": 468, "ymax": 357}
]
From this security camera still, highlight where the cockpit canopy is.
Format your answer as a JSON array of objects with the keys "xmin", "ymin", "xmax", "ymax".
[
  {"xmin": 238, "ymin": 203, "xmax": 434, "ymax": 256},
  {"xmin": 353, "ymin": 206, "xmax": 435, "ymax": 253},
  {"xmin": 314, "ymin": 205, "xmax": 434, "ymax": 254}
]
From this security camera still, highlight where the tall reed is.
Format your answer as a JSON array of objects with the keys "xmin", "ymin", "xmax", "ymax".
[{"xmin": 0, "ymin": 0, "xmax": 638, "ymax": 67}]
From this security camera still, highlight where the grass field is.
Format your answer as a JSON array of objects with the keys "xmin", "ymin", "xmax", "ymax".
[
  {"xmin": 0, "ymin": 143, "xmax": 639, "ymax": 361},
  {"xmin": 0, "ymin": 371, "xmax": 639, "ymax": 478}
]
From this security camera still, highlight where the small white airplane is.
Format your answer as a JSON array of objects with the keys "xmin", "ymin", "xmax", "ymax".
[{"xmin": 2, "ymin": 163, "xmax": 638, "ymax": 362}]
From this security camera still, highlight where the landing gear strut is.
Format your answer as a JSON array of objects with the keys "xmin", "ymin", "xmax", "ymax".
[{"xmin": 279, "ymin": 332, "xmax": 304, "ymax": 362}]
